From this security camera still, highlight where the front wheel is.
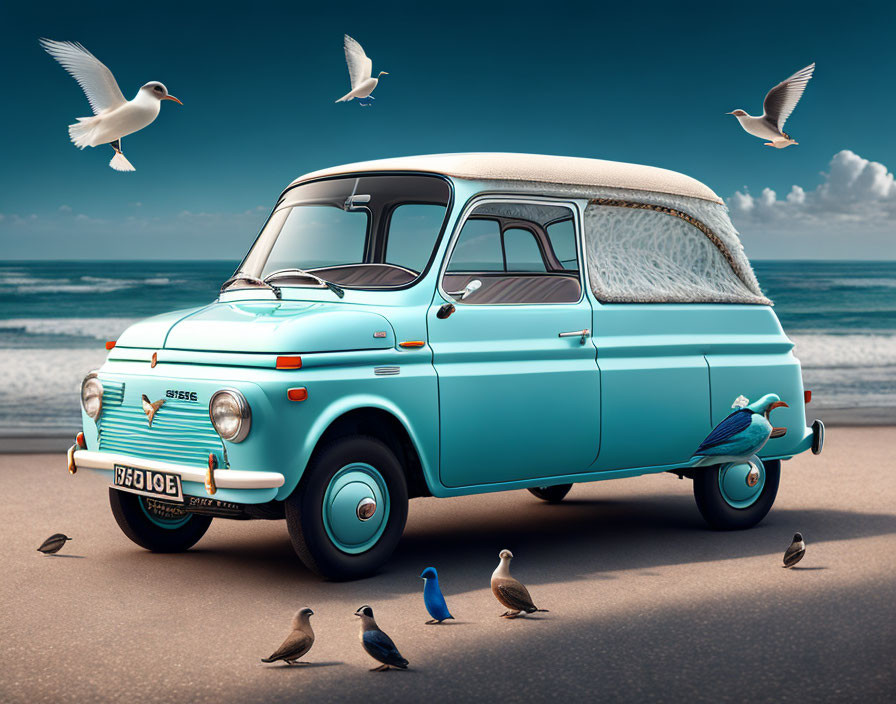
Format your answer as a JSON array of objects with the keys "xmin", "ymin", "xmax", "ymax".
[
  {"xmin": 693, "ymin": 457, "xmax": 780, "ymax": 530},
  {"xmin": 286, "ymin": 436, "xmax": 409, "ymax": 580},
  {"xmin": 109, "ymin": 488, "xmax": 212, "ymax": 552}
]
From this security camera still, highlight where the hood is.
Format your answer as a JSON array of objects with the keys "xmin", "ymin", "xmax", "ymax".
[{"xmin": 116, "ymin": 301, "xmax": 395, "ymax": 353}]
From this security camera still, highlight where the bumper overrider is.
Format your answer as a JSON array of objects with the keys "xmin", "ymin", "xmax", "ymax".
[{"xmin": 67, "ymin": 435, "xmax": 285, "ymax": 495}]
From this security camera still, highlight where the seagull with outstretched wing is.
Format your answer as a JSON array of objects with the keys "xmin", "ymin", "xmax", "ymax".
[
  {"xmin": 40, "ymin": 39, "xmax": 182, "ymax": 171},
  {"xmin": 727, "ymin": 62, "xmax": 815, "ymax": 148},
  {"xmin": 335, "ymin": 35, "xmax": 388, "ymax": 106}
]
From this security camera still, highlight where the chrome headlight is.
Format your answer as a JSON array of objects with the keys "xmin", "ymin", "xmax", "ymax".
[
  {"xmin": 80, "ymin": 373, "xmax": 103, "ymax": 420},
  {"xmin": 209, "ymin": 389, "xmax": 251, "ymax": 442}
]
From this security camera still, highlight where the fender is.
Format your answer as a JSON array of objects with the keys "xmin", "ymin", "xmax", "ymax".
[{"xmin": 275, "ymin": 392, "xmax": 439, "ymax": 501}]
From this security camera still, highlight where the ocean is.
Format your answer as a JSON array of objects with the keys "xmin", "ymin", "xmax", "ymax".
[{"xmin": 1, "ymin": 260, "xmax": 894, "ymax": 434}]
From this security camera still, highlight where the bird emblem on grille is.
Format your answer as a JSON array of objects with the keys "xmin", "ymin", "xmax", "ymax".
[{"xmin": 141, "ymin": 395, "xmax": 165, "ymax": 427}]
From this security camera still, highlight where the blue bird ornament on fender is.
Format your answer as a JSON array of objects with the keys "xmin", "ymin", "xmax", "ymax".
[{"xmin": 690, "ymin": 393, "xmax": 789, "ymax": 467}]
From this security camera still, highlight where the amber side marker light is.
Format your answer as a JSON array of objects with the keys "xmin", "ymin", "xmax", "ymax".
[
  {"xmin": 399, "ymin": 341, "xmax": 425, "ymax": 348},
  {"xmin": 287, "ymin": 387, "xmax": 308, "ymax": 402},
  {"xmin": 105, "ymin": 340, "xmax": 116, "ymax": 350},
  {"xmin": 805, "ymin": 390, "xmax": 812, "ymax": 404},
  {"xmin": 276, "ymin": 356, "xmax": 302, "ymax": 369},
  {"xmin": 76, "ymin": 432, "xmax": 85, "ymax": 448}
]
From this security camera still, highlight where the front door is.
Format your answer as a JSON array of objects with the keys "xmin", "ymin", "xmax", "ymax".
[{"xmin": 427, "ymin": 198, "xmax": 600, "ymax": 488}]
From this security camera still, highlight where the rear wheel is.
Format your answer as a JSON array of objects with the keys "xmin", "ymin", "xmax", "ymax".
[
  {"xmin": 527, "ymin": 484, "xmax": 573, "ymax": 503},
  {"xmin": 693, "ymin": 457, "xmax": 780, "ymax": 530},
  {"xmin": 286, "ymin": 436, "xmax": 408, "ymax": 580},
  {"xmin": 109, "ymin": 488, "xmax": 212, "ymax": 552}
]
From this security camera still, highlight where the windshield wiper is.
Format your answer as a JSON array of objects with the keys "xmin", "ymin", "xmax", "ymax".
[
  {"xmin": 220, "ymin": 274, "xmax": 282, "ymax": 299},
  {"xmin": 263, "ymin": 268, "xmax": 345, "ymax": 299}
]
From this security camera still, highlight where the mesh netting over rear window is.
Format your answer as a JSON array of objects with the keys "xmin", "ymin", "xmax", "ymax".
[{"xmin": 584, "ymin": 198, "xmax": 769, "ymax": 304}]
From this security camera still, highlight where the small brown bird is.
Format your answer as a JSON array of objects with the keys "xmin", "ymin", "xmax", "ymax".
[
  {"xmin": 261, "ymin": 608, "xmax": 315, "ymax": 665},
  {"xmin": 783, "ymin": 532, "xmax": 806, "ymax": 568},
  {"xmin": 141, "ymin": 394, "xmax": 164, "ymax": 427},
  {"xmin": 37, "ymin": 533, "xmax": 72, "ymax": 554},
  {"xmin": 491, "ymin": 549, "xmax": 548, "ymax": 618}
]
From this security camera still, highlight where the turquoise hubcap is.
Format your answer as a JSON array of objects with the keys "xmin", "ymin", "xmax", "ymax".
[
  {"xmin": 322, "ymin": 463, "xmax": 390, "ymax": 554},
  {"xmin": 139, "ymin": 496, "xmax": 191, "ymax": 529},
  {"xmin": 718, "ymin": 457, "xmax": 766, "ymax": 509}
]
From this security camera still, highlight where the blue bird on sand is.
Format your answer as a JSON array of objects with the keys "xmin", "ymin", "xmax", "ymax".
[
  {"xmin": 420, "ymin": 567, "xmax": 454, "ymax": 624},
  {"xmin": 691, "ymin": 393, "xmax": 789, "ymax": 466}
]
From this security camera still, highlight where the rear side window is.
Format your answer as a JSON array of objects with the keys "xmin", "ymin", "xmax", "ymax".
[
  {"xmin": 546, "ymin": 219, "xmax": 578, "ymax": 270},
  {"xmin": 583, "ymin": 200, "xmax": 763, "ymax": 303}
]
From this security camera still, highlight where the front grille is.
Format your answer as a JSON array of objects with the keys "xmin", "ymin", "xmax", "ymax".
[{"xmin": 98, "ymin": 390, "xmax": 223, "ymax": 467}]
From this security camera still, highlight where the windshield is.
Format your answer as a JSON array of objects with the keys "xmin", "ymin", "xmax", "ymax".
[{"xmin": 231, "ymin": 175, "xmax": 451, "ymax": 291}]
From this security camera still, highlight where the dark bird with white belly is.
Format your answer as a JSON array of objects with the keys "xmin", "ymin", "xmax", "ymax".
[{"xmin": 355, "ymin": 605, "xmax": 408, "ymax": 671}]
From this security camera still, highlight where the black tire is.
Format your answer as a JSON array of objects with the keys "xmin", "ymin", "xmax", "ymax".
[
  {"xmin": 285, "ymin": 436, "xmax": 409, "ymax": 580},
  {"xmin": 527, "ymin": 484, "xmax": 573, "ymax": 503},
  {"xmin": 693, "ymin": 459, "xmax": 781, "ymax": 530},
  {"xmin": 109, "ymin": 488, "xmax": 212, "ymax": 552}
]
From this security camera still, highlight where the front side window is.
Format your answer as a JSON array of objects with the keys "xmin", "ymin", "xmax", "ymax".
[
  {"xmin": 231, "ymin": 175, "xmax": 450, "ymax": 292},
  {"xmin": 442, "ymin": 200, "xmax": 582, "ymax": 304}
]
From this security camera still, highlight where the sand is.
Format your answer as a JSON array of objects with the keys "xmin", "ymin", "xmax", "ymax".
[{"xmin": 0, "ymin": 427, "xmax": 894, "ymax": 703}]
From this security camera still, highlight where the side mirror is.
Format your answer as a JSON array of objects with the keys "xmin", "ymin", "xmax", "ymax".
[{"xmin": 460, "ymin": 279, "xmax": 482, "ymax": 300}]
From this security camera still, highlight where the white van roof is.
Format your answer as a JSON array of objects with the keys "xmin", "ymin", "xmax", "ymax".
[{"xmin": 291, "ymin": 153, "xmax": 724, "ymax": 204}]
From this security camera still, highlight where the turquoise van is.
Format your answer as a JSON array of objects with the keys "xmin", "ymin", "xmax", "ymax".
[{"xmin": 68, "ymin": 154, "xmax": 823, "ymax": 579}]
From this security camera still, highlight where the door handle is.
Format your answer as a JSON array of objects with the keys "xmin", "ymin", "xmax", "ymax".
[{"xmin": 558, "ymin": 329, "xmax": 590, "ymax": 344}]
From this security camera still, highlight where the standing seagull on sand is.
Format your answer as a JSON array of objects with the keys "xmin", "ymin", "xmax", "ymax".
[
  {"xmin": 40, "ymin": 39, "xmax": 182, "ymax": 171},
  {"xmin": 727, "ymin": 62, "xmax": 815, "ymax": 148},
  {"xmin": 335, "ymin": 35, "xmax": 388, "ymax": 106}
]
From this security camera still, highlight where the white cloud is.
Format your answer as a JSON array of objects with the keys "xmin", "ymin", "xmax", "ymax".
[
  {"xmin": 58, "ymin": 204, "xmax": 72, "ymax": 213},
  {"xmin": 727, "ymin": 150, "xmax": 896, "ymax": 258},
  {"xmin": 729, "ymin": 150, "xmax": 896, "ymax": 224}
]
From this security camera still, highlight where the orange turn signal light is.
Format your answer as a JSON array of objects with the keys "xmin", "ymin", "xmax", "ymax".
[
  {"xmin": 276, "ymin": 356, "xmax": 302, "ymax": 369},
  {"xmin": 76, "ymin": 432, "xmax": 85, "ymax": 448},
  {"xmin": 287, "ymin": 387, "xmax": 308, "ymax": 402},
  {"xmin": 399, "ymin": 341, "xmax": 425, "ymax": 348},
  {"xmin": 105, "ymin": 340, "xmax": 116, "ymax": 350},
  {"xmin": 804, "ymin": 390, "xmax": 812, "ymax": 404}
]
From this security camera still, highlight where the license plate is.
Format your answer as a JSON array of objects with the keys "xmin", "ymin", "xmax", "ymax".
[{"xmin": 113, "ymin": 465, "xmax": 183, "ymax": 502}]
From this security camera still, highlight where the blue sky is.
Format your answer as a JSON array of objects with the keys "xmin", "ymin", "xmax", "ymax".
[{"xmin": 1, "ymin": 0, "xmax": 894, "ymax": 259}]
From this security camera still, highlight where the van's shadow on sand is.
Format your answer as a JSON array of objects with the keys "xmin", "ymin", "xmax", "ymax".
[{"xmin": 135, "ymin": 489, "xmax": 896, "ymax": 596}]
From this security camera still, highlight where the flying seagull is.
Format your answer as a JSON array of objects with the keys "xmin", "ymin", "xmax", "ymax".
[
  {"xmin": 261, "ymin": 608, "xmax": 316, "ymax": 665},
  {"xmin": 691, "ymin": 394, "xmax": 789, "ymax": 466},
  {"xmin": 335, "ymin": 35, "xmax": 388, "ymax": 106},
  {"xmin": 354, "ymin": 605, "xmax": 409, "ymax": 671},
  {"xmin": 40, "ymin": 39, "xmax": 182, "ymax": 171},
  {"xmin": 783, "ymin": 532, "xmax": 806, "ymax": 568},
  {"xmin": 491, "ymin": 549, "xmax": 549, "ymax": 618},
  {"xmin": 727, "ymin": 62, "xmax": 815, "ymax": 148}
]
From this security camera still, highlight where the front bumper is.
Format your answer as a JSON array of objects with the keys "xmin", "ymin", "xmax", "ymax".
[{"xmin": 68, "ymin": 448, "xmax": 285, "ymax": 500}]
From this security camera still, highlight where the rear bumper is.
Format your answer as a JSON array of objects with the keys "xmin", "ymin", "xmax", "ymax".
[
  {"xmin": 68, "ymin": 449, "xmax": 285, "ymax": 490},
  {"xmin": 783, "ymin": 420, "xmax": 824, "ymax": 458}
]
